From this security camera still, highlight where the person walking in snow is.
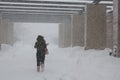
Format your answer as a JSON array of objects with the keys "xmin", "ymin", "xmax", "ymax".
[{"xmin": 34, "ymin": 35, "xmax": 47, "ymax": 72}]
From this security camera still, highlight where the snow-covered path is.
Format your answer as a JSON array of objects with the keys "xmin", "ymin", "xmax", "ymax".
[
  {"xmin": 0, "ymin": 43, "xmax": 76, "ymax": 80},
  {"xmin": 0, "ymin": 43, "xmax": 120, "ymax": 80},
  {"xmin": 0, "ymin": 23, "xmax": 120, "ymax": 80}
]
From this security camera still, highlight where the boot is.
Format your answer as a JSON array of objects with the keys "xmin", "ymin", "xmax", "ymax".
[
  {"xmin": 37, "ymin": 66, "xmax": 40, "ymax": 72},
  {"xmin": 41, "ymin": 64, "xmax": 44, "ymax": 72}
]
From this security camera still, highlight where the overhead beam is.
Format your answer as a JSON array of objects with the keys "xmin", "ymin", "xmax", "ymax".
[
  {"xmin": 0, "ymin": 11, "xmax": 77, "ymax": 15},
  {"xmin": 0, "ymin": 8, "xmax": 80, "ymax": 14},
  {"xmin": 0, "ymin": 5, "xmax": 84, "ymax": 10},
  {"xmin": 0, "ymin": 5, "xmax": 112, "ymax": 11},
  {"xmin": 0, "ymin": 1, "xmax": 85, "ymax": 14},
  {"xmin": 0, "ymin": 1, "xmax": 113, "ymax": 7},
  {"xmin": 0, "ymin": 0, "xmax": 113, "ymax": 5},
  {"xmin": 0, "ymin": 5, "xmax": 84, "ymax": 11},
  {"xmin": 0, "ymin": 2, "xmax": 86, "ymax": 9},
  {"xmin": 0, "ymin": 1, "xmax": 86, "ymax": 7},
  {"xmin": 0, "ymin": 8, "xmax": 82, "ymax": 12},
  {"xmin": 93, "ymin": 0, "xmax": 113, "ymax": 5},
  {"xmin": 93, "ymin": 0, "xmax": 102, "ymax": 4},
  {"xmin": 0, "ymin": 0, "xmax": 93, "ymax": 5},
  {"xmin": 0, "ymin": 0, "xmax": 113, "ymax": 15}
]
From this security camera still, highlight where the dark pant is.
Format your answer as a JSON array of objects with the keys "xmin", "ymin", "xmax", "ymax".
[{"xmin": 36, "ymin": 50, "xmax": 45, "ymax": 66}]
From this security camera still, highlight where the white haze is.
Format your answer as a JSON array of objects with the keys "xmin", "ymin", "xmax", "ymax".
[{"xmin": 0, "ymin": 23, "xmax": 120, "ymax": 80}]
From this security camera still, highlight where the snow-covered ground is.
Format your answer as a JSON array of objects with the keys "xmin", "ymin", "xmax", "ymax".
[{"xmin": 0, "ymin": 23, "xmax": 120, "ymax": 80}]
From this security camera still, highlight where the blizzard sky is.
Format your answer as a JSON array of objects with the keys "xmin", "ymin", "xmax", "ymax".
[{"xmin": 0, "ymin": 23, "xmax": 120, "ymax": 80}]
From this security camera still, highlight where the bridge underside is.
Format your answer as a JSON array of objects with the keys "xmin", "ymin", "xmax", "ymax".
[{"xmin": 1, "ymin": 0, "xmax": 120, "ymax": 57}]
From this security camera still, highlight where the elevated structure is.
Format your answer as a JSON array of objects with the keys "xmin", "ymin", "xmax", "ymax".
[
  {"xmin": 0, "ymin": 0, "xmax": 113, "ymax": 15},
  {"xmin": 1, "ymin": 0, "xmax": 119, "ymax": 57},
  {"xmin": 93, "ymin": 0, "xmax": 113, "ymax": 4}
]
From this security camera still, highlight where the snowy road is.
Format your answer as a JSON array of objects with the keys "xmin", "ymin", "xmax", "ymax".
[
  {"xmin": 0, "ymin": 43, "xmax": 120, "ymax": 80},
  {"xmin": 0, "ymin": 23, "xmax": 120, "ymax": 80}
]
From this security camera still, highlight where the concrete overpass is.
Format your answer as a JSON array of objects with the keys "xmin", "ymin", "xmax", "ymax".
[{"xmin": 1, "ymin": 0, "xmax": 120, "ymax": 57}]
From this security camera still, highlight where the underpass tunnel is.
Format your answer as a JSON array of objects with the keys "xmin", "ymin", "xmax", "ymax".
[{"xmin": 13, "ymin": 22, "xmax": 59, "ymax": 47}]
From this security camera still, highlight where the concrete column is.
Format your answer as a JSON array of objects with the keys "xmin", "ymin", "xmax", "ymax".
[
  {"xmin": 0, "ymin": 19, "xmax": 14, "ymax": 45},
  {"xmin": 113, "ymin": 0, "xmax": 120, "ymax": 57},
  {"xmin": 72, "ymin": 14, "xmax": 85, "ymax": 47},
  {"xmin": 0, "ymin": 15, "xmax": 2, "ymax": 47},
  {"xmin": 106, "ymin": 13, "xmax": 113, "ymax": 49},
  {"xmin": 59, "ymin": 23, "xmax": 65, "ymax": 47},
  {"xmin": 59, "ymin": 21, "xmax": 72, "ymax": 48},
  {"xmin": 0, "ymin": 17, "xmax": 3, "ymax": 45},
  {"xmin": 85, "ymin": 4, "xmax": 106, "ymax": 49},
  {"xmin": 0, "ymin": 44, "xmax": 1, "ymax": 50}
]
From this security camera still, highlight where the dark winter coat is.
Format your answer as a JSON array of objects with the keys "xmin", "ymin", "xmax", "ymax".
[
  {"xmin": 34, "ymin": 36, "xmax": 46, "ymax": 65},
  {"xmin": 34, "ymin": 36, "xmax": 46, "ymax": 51}
]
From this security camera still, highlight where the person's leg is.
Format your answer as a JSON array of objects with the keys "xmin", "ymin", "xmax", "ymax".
[
  {"xmin": 41, "ymin": 63, "xmax": 44, "ymax": 72},
  {"xmin": 37, "ymin": 59, "xmax": 40, "ymax": 72},
  {"xmin": 36, "ymin": 53, "xmax": 40, "ymax": 72},
  {"xmin": 37, "ymin": 66, "xmax": 40, "ymax": 72},
  {"xmin": 41, "ymin": 55, "xmax": 45, "ymax": 72}
]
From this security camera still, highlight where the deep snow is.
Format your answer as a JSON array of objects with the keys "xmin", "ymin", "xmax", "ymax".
[{"xmin": 0, "ymin": 23, "xmax": 120, "ymax": 80}]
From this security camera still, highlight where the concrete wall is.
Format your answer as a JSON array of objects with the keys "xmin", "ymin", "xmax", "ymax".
[
  {"xmin": 59, "ymin": 23, "xmax": 65, "ymax": 47},
  {"xmin": 64, "ymin": 20, "xmax": 72, "ymax": 47},
  {"xmin": 0, "ymin": 19, "xmax": 14, "ymax": 45},
  {"xmin": 0, "ymin": 16, "xmax": 2, "ymax": 44},
  {"xmin": 2, "ymin": 14, "xmax": 71, "ymax": 23},
  {"xmin": 118, "ymin": 0, "xmax": 120, "ymax": 57},
  {"xmin": 72, "ymin": 14, "xmax": 85, "ymax": 47},
  {"xmin": 85, "ymin": 4, "xmax": 106, "ymax": 49},
  {"xmin": 106, "ymin": 13, "xmax": 113, "ymax": 49},
  {"xmin": 2, "ymin": 14, "xmax": 72, "ymax": 47},
  {"xmin": 113, "ymin": 0, "xmax": 120, "ymax": 57},
  {"xmin": 59, "ymin": 21, "xmax": 72, "ymax": 47}
]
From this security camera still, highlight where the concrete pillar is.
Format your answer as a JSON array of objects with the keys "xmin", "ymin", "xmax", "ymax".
[
  {"xmin": 0, "ymin": 20, "xmax": 1, "ymax": 48},
  {"xmin": 106, "ymin": 13, "xmax": 113, "ymax": 49},
  {"xmin": 0, "ymin": 17, "xmax": 3, "ymax": 45},
  {"xmin": 59, "ymin": 21, "xmax": 72, "ymax": 47},
  {"xmin": 0, "ymin": 44, "xmax": 1, "ymax": 50},
  {"xmin": 85, "ymin": 4, "xmax": 106, "ymax": 49},
  {"xmin": 113, "ymin": 0, "xmax": 120, "ymax": 57},
  {"xmin": 72, "ymin": 14, "xmax": 85, "ymax": 47},
  {"xmin": 0, "ymin": 19, "xmax": 14, "ymax": 45},
  {"xmin": 59, "ymin": 23, "xmax": 65, "ymax": 47}
]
